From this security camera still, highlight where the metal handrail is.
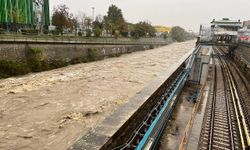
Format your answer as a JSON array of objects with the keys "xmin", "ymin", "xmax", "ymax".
[{"xmin": 0, "ymin": 34, "xmax": 168, "ymax": 45}]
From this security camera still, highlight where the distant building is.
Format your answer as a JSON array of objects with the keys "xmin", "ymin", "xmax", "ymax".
[
  {"xmin": 0, "ymin": 0, "xmax": 50, "ymax": 31},
  {"xmin": 211, "ymin": 18, "xmax": 242, "ymax": 43},
  {"xmin": 154, "ymin": 26, "xmax": 171, "ymax": 37},
  {"xmin": 211, "ymin": 18, "xmax": 242, "ymax": 31},
  {"xmin": 154, "ymin": 26, "xmax": 171, "ymax": 33},
  {"xmin": 243, "ymin": 20, "xmax": 250, "ymax": 29},
  {"xmin": 211, "ymin": 18, "xmax": 242, "ymax": 36}
]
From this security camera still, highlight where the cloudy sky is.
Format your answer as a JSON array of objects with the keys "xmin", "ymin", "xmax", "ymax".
[{"xmin": 50, "ymin": 0, "xmax": 249, "ymax": 32}]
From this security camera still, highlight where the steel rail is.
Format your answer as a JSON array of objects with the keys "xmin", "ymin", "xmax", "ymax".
[
  {"xmin": 208, "ymin": 65, "xmax": 216, "ymax": 150},
  {"xmin": 217, "ymin": 51, "xmax": 250, "ymax": 149},
  {"xmin": 218, "ymin": 48, "xmax": 250, "ymax": 147},
  {"xmin": 226, "ymin": 64, "xmax": 250, "ymax": 148},
  {"xmin": 222, "ymin": 62, "xmax": 236, "ymax": 150}
]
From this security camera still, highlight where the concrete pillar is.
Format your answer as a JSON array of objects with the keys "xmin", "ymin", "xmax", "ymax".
[{"xmin": 189, "ymin": 46, "xmax": 212, "ymax": 84}]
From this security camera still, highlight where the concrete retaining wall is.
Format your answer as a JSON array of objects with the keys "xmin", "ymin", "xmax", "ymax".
[
  {"xmin": 0, "ymin": 43, "xmax": 162, "ymax": 62},
  {"xmin": 234, "ymin": 45, "xmax": 250, "ymax": 81},
  {"xmin": 237, "ymin": 45, "xmax": 250, "ymax": 64}
]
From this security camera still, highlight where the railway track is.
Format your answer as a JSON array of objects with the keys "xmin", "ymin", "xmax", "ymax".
[{"xmin": 199, "ymin": 48, "xmax": 250, "ymax": 150}]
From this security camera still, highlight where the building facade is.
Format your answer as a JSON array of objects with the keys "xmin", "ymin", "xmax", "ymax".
[
  {"xmin": 211, "ymin": 18, "xmax": 242, "ymax": 43},
  {"xmin": 243, "ymin": 20, "xmax": 250, "ymax": 28},
  {"xmin": 0, "ymin": 0, "xmax": 49, "ymax": 30}
]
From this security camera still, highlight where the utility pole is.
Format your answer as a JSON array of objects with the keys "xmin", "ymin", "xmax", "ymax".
[
  {"xmin": 35, "ymin": 0, "xmax": 44, "ymax": 34},
  {"xmin": 91, "ymin": 7, "xmax": 95, "ymax": 22}
]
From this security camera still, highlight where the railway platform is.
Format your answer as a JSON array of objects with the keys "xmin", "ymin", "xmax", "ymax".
[{"xmin": 185, "ymin": 86, "xmax": 210, "ymax": 150}]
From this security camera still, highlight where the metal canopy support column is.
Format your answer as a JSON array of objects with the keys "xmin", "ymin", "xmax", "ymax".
[{"xmin": 43, "ymin": 0, "xmax": 50, "ymax": 29}]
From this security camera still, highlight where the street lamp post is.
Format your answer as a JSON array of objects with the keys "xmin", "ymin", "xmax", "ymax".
[{"xmin": 91, "ymin": 7, "xmax": 95, "ymax": 22}]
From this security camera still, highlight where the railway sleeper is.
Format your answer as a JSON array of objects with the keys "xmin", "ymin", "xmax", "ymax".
[
  {"xmin": 213, "ymin": 126, "xmax": 230, "ymax": 133},
  {"xmin": 213, "ymin": 132, "xmax": 230, "ymax": 140},
  {"xmin": 212, "ymin": 144, "xmax": 231, "ymax": 150}
]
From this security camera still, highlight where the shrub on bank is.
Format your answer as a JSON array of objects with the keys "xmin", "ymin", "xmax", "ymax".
[
  {"xmin": 0, "ymin": 60, "xmax": 30, "ymax": 78},
  {"xmin": 86, "ymin": 29, "xmax": 92, "ymax": 37},
  {"xmin": 87, "ymin": 48, "xmax": 103, "ymax": 61},
  {"xmin": 21, "ymin": 28, "xmax": 39, "ymax": 35},
  {"xmin": 70, "ymin": 57, "xmax": 88, "ymax": 64},
  {"xmin": 43, "ymin": 29, "xmax": 49, "ymax": 35},
  {"xmin": 93, "ymin": 27, "xmax": 102, "ymax": 37},
  {"xmin": 1, "ymin": 44, "xmax": 153, "ymax": 79},
  {"xmin": 51, "ymin": 30, "xmax": 60, "ymax": 35},
  {"xmin": 149, "ymin": 44, "xmax": 154, "ymax": 49},
  {"xmin": 78, "ymin": 32, "xmax": 83, "ymax": 36},
  {"xmin": 25, "ymin": 47, "xmax": 48, "ymax": 72},
  {"xmin": 49, "ymin": 59, "xmax": 69, "ymax": 69}
]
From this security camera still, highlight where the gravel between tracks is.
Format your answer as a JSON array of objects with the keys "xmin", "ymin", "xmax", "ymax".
[{"xmin": 0, "ymin": 41, "xmax": 195, "ymax": 150}]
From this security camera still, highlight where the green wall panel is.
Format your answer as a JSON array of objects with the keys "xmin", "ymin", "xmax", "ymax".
[{"xmin": 0, "ymin": 0, "xmax": 50, "ymax": 27}]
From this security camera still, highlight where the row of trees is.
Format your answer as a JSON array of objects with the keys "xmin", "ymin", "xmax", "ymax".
[
  {"xmin": 51, "ymin": 4, "xmax": 196, "ymax": 41},
  {"xmin": 170, "ymin": 26, "xmax": 196, "ymax": 42},
  {"xmin": 51, "ymin": 4, "xmax": 156, "ymax": 38}
]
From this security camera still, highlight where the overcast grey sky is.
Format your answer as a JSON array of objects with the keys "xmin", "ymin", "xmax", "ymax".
[{"xmin": 50, "ymin": 0, "xmax": 249, "ymax": 32}]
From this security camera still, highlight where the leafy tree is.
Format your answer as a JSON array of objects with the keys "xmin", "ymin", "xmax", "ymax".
[
  {"xmin": 104, "ymin": 5, "xmax": 128, "ymax": 37},
  {"xmin": 86, "ymin": 29, "xmax": 92, "ymax": 37},
  {"xmin": 11, "ymin": 8, "xmax": 24, "ymax": 24},
  {"xmin": 51, "ymin": 4, "xmax": 71, "ymax": 34},
  {"xmin": 114, "ymin": 30, "xmax": 120, "ymax": 39},
  {"xmin": 93, "ymin": 15, "xmax": 104, "ymax": 37},
  {"xmin": 162, "ymin": 32, "xmax": 169, "ymax": 39},
  {"xmin": 92, "ymin": 15, "xmax": 104, "ymax": 30},
  {"xmin": 103, "ymin": 17, "xmax": 112, "ymax": 35},
  {"xmin": 68, "ymin": 14, "xmax": 78, "ymax": 35},
  {"xmin": 93, "ymin": 27, "xmax": 102, "ymax": 37},
  {"xmin": 118, "ymin": 18, "xmax": 129, "ymax": 37},
  {"xmin": 170, "ymin": 26, "xmax": 189, "ymax": 42},
  {"xmin": 8, "ymin": 8, "xmax": 25, "ymax": 31},
  {"xmin": 131, "ymin": 21, "xmax": 156, "ymax": 38}
]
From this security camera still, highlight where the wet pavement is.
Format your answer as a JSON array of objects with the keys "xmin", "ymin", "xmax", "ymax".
[{"xmin": 159, "ymin": 83, "xmax": 198, "ymax": 150}]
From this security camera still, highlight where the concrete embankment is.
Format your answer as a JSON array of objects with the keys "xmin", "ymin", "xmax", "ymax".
[
  {"xmin": 0, "ymin": 43, "xmax": 161, "ymax": 62},
  {"xmin": 0, "ymin": 39, "xmax": 168, "ymax": 78}
]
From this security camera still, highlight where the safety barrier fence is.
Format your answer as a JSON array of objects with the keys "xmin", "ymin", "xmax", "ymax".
[{"xmin": 0, "ymin": 34, "xmax": 169, "ymax": 45}]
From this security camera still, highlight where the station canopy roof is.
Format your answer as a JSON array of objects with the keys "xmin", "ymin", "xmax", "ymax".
[{"xmin": 211, "ymin": 18, "xmax": 242, "ymax": 27}]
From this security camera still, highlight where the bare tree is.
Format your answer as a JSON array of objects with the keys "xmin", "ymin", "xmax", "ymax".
[
  {"xmin": 95, "ymin": 15, "xmax": 103, "ymax": 23},
  {"xmin": 68, "ymin": 14, "xmax": 78, "ymax": 35},
  {"xmin": 84, "ymin": 16, "xmax": 92, "ymax": 30},
  {"xmin": 51, "ymin": 4, "xmax": 71, "ymax": 34},
  {"xmin": 77, "ymin": 11, "xmax": 86, "ymax": 31}
]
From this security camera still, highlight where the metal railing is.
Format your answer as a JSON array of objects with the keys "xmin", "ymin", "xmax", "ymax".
[{"xmin": 0, "ymin": 34, "xmax": 169, "ymax": 45}]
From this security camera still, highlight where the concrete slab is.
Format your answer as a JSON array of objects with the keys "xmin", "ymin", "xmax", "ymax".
[
  {"xmin": 186, "ymin": 86, "xmax": 210, "ymax": 150},
  {"xmin": 159, "ymin": 83, "xmax": 198, "ymax": 150}
]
